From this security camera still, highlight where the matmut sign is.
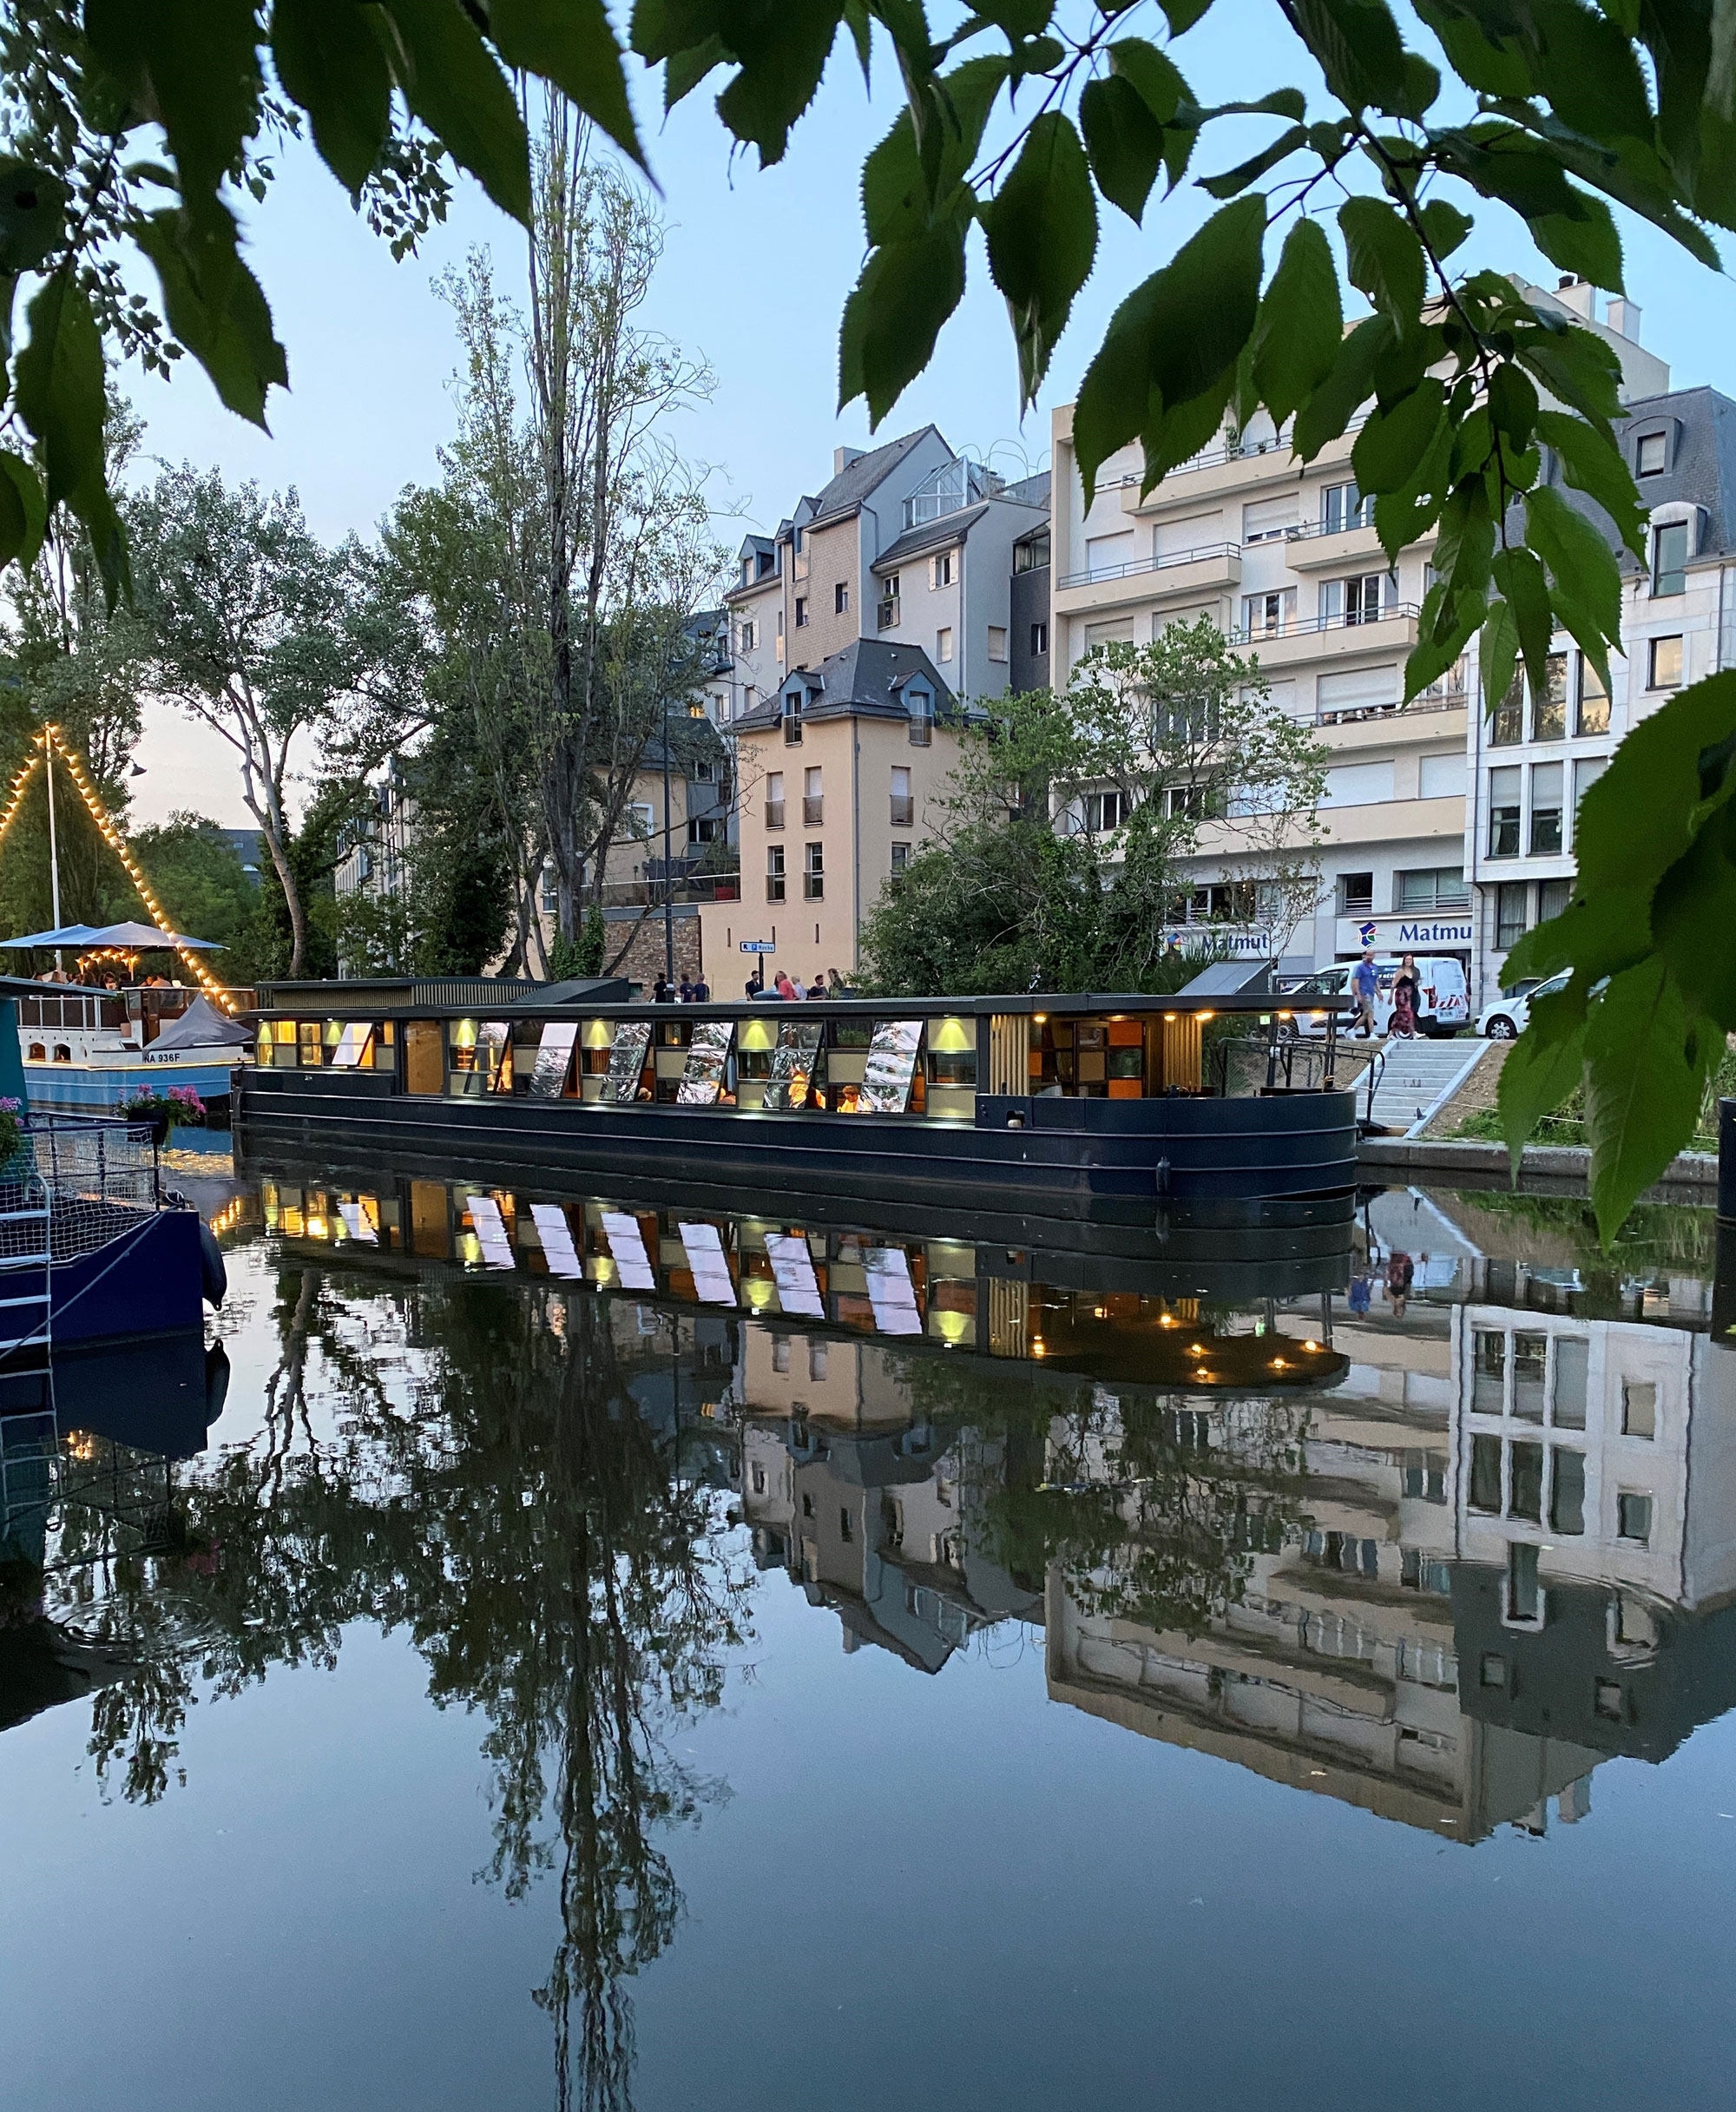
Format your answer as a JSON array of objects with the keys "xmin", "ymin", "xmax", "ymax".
[{"xmin": 1333, "ymin": 915, "xmax": 1473, "ymax": 952}]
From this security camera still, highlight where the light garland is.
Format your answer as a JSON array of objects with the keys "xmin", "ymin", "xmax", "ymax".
[{"xmin": 1, "ymin": 726, "xmax": 238, "ymax": 1012}]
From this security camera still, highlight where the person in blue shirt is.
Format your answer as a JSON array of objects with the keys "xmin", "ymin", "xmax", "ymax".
[{"xmin": 1351, "ymin": 949, "xmax": 1379, "ymax": 1038}]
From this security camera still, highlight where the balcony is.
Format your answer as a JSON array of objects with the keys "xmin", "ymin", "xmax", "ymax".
[
  {"xmin": 1230, "ymin": 602, "xmax": 1422, "ymax": 671},
  {"xmin": 890, "ymin": 794, "xmax": 914, "ymax": 826},
  {"xmin": 765, "ymin": 799, "xmax": 785, "ymax": 829},
  {"xmin": 877, "ymin": 595, "xmax": 900, "ymax": 630},
  {"xmin": 1055, "ymin": 542, "xmax": 1241, "ymax": 615},
  {"xmin": 1111, "ymin": 412, "xmax": 1368, "ymax": 514},
  {"xmin": 803, "ymin": 794, "xmax": 824, "ymax": 825}
]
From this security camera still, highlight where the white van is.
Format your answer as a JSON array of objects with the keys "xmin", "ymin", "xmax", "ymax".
[{"xmin": 1285, "ymin": 956, "xmax": 1469, "ymax": 1037}]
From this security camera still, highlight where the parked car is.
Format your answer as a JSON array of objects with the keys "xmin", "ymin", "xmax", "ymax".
[
  {"xmin": 1477, "ymin": 969, "xmax": 1570, "ymax": 1039},
  {"xmin": 1285, "ymin": 955, "xmax": 1470, "ymax": 1037}
]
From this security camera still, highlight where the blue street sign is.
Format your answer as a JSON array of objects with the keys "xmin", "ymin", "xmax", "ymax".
[{"xmin": 740, "ymin": 939, "xmax": 776, "ymax": 953}]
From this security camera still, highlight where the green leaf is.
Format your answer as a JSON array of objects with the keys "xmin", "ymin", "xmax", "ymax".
[
  {"xmin": 1502, "ymin": 882, "xmax": 1653, "ymax": 987},
  {"xmin": 1478, "ymin": 596, "xmax": 1519, "ymax": 726},
  {"xmin": 1338, "ymin": 195, "xmax": 1425, "ymax": 331},
  {"xmin": 1286, "ymin": 0, "xmax": 1409, "ymax": 109},
  {"xmin": 0, "ymin": 159, "xmax": 69, "ymax": 275},
  {"xmin": 664, "ymin": 31, "xmax": 728, "ymax": 107},
  {"xmin": 1430, "ymin": 477, "xmax": 1494, "ymax": 602},
  {"xmin": 272, "ymin": 0, "xmax": 392, "ymax": 194},
  {"xmin": 1535, "ymin": 408, "xmax": 1645, "ymax": 557},
  {"xmin": 1154, "ymin": 0, "xmax": 1214, "ymax": 30},
  {"xmin": 713, "ymin": 0, "xmax": 848, "ymax": 168},
  {"xmin": 985, "ymin": 113, "xmax": 1097, "ymax": 406},
  {"xmin": 1492, "ymin": 544, "xmax": 1553, "ymax": 704},
  {"xmin": 1417, "ymin": 197, "xmax": 1471, "ymax": 258},
  {"xmin": 975, "ymin": 0, "xmax": 1055, "ymax": 33},
  {"xmin": 1583, "ymin": 957, "xmax": 1717, "ymax": 1242},
  {"xmin": 0, "ymin": 448, "xmax": 47, "ymax": 569},
  {"xmin": 1523, "ymin": 484, "xmax": 1621, "ymax": 680},
  {"xmin": 862, "ymin": 55, "xmax": 1003, "ymax": 245},
  {"xmin": 1080, "ymin": 76, "xmax": 1164, "ymax": 223},
  {"xmin": 490, "ymin": 0, "xmax": 647, "ymax": 171},
  {"xmin": 1197, "ymin": 122, "xmax": 1306, "ymax": 200},
  {"xmin": 84, "ymin": 0, "xmax": 262, "ymax": 198},
  {"xmin": 13, "ymin": 271, "xmax": 105, "ymax": 507},
  {"xmin": 1571, "ymin": 669, "xmax": 1736, "ymax": 901},
  {"xmin": 378, "ymin": 0, "xmax": 531, "ymax": 221},
  {"xmin": 839, "ymin": 218, "xmax": 968, "ymax": 424},
  {"xmin": 1351, "ymin": 375, "xmax": 1444, "ymax": 494},
  {"xmin": 1529, "ymin": 191, "xmax": 1625, "ymax": 289},
  {"xmin": 135, "ymin": 203, "xmax": 289, "ymax": 429},
  {"xmin": 1072, "ymin": 194, "xmax": 1265, "ymax": 503},
  {"xmin": 1487, "ymin": 361, "xmax": 1538, "ymax": 447},
  {"xmin": 1291, "ymin": 313, "xmax": 1388, "ymax": 461},
  {"xmin": 1107, "ymin": 39, "xmax": 1186, "ymax": 124},
  {"xmin": 1653, "ymin": 799, "xmax": 1736, "ymax": 1028},
  {"xmin": 1250, "ymin": 216, "xmax": 1340, "ymax": 427},
  {"xmin": 1497, "ymin": 977, "xmax": 1588, "ymax": 1176},
  {"xmin": 69, "ymin": 473, "xmax": 130, "ymax": 610}
]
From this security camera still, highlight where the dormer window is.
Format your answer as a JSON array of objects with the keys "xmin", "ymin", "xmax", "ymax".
[
  {"xmin": 757, "ymin": 549, "xmax": 773, "ymax": 577},
  {"xmin": 1636, "ymin": 431, "xmax": 1668, "ymax": 477},
  {"xmin": 908, "ymin": 687, "xmax": 933, "ymax": 747},
  {"xmin": 1653, "ymin": 518, "xmax": 1689, "ymax": 596},
  {"xmin": 783, "ymin": 688, "xmax": 805, "ymax": 745}
]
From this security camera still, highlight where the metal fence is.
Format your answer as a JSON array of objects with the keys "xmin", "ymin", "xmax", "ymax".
[{"xmin": 0, "ymin": 1115, "xmax": 161, "ymax": 1267}]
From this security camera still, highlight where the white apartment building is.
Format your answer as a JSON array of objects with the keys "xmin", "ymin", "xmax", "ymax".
[{"xmin": 1048, "ymin": 278, "xmax": 1670, "ymax": 987}]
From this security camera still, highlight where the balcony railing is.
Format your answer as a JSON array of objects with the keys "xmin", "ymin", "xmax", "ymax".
[
  {"xmin": 766, "ymin": 875, "xmax": 786, "ymax": 902},
  {"xmin": 877, "ymin": 595, "xmax": 900, "ymax": 630},
  {"xmin": 1106, "ymin": 411, "xmax": 1369, "ymax": 490},
  {"xmin": 803, "ymin": 794, "xmax": 824, "ymax": 825},
  {"xmin": 804, "ymin": 874, "xmax": 825, "ymax": 900},
  {"xmin": 908, "ymin": 718, "xmax": 932, "ymax": 747},
  {"xmin": 784, "ymin": 717, "xmax": 803, "ymax": 745},
  {"xmin": 1231, "ymin": 601, "xmax": 1420, "ymax": 646},
  {"xmin": 889, "ymin": 794, "xmax": 914, "ymax": 826},
  {"xmin": 765, "ymin": 799, "xmax": 785, "ymax": 829},
  {"xmin": 1058, "ymin": 541, "xmax": 1240, "ymax": 591}
]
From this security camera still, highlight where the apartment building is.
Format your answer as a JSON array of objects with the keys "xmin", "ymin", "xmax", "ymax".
[
  {"xmin": 1047, "ymin": 278, "xmax": 1667, "ymax": 982},
  {"xmin": 710, "ymin": 430, "xmax": 1049, "ymax": 974},
  {"xmin": 699, "ymin": 638, "xmax": 957, "ymax": 980},
  {"xmin": 1469, "ymin": 375, "xmax": 1736, "ymax": 998}
]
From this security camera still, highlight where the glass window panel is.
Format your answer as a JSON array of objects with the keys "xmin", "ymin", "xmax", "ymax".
[
  {"xmin": 1550, "ymin": 1447, "xmax": 1586, "ymax": 1535},
  {"xmin": 1512, "ymin": 1332, "xmax": 1548, "ymax": 1420},
  {"xmin": 1621, "ymin": 1379, "xmax": 1657, "ymax": 1438},
  {"xmin": 1470, "ymin": 1432, "xmax": 1503, "ymax": 1513},
  {"xmin": 1473, "ymin": 1330, "xmax": 1507, "ymax": 1414},
  {"xmin": 1552, "ymin": 1338, "xmax": 1589, "ymax": 1427},
  {"xmin": 1509, "ymin": 1440, "xmax": 1544, "ymax": 1522}
]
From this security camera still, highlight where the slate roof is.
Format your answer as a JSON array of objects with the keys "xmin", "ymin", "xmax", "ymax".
[
  {"xmin": 1545, "ymin": 383, "xmax": 1736, "ymax": 570},
  {"xmin": 871, "ymin": 502, "xmax": 994, "ymax": 575},
  {"xmin": 806, "ymin": 427, "xmax": 944, "ymax": 525},
  {"xmin": 733, "ymin": 637, "xmax": 957, "ymax": 733}
]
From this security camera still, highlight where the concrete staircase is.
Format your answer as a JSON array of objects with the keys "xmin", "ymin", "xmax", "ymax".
[{"xmin": 1358, "ymin": 1036, "xmax": 1490, "ymax": 1136}]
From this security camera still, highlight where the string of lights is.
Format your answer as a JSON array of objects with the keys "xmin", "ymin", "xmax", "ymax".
[{"xmin": 0, "ymin": 727, "xmax": 237, "ymax": 1012}]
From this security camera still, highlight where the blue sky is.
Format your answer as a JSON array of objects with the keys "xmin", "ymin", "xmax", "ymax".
[{"xmin": 128, "ymin": 7, "xmax": 1736, "ymax": 821}]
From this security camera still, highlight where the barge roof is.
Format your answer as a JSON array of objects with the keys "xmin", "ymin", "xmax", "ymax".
[{"xmin": 247, "ymin": 984, "xmax": 1326, "ymax": 1021}]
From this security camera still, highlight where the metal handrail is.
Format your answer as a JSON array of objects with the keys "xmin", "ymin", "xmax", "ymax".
[
  {"xmin": 1059, "ymin": 542, "xmax": 1240, "ymax": 591},
  {"xmin": 1232, "ymin": 602, "xmax": 1422, "ymax": 644}
]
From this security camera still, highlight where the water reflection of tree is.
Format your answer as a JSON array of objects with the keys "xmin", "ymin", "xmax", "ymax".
[
  {"xmin": 35, "ymin": 1263, "xmax": 753, "ymax": 2112},
  {"xmin": 891, "ymin": 1351, "xmax": 1315, "ymax": 1640}
]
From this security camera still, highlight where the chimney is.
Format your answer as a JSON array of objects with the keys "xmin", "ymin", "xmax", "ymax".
[
  {"xmin": 833, "ymin": 445, "xmax": 865, "ymax": 475},
  {"xmin": 1554, "ymin": 273, "xmax": 1596, "ymax": 320},
  {"xmin": 1606, "ymin": 296, "xmax": 1642, "ymax": 343}
]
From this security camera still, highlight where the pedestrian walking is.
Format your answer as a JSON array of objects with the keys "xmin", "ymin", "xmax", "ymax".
[
  {"xmin": 1391, "ymin": 952, "xmax": 1419, "ymax": 1038},
  {"xmin": 1351, "ymin": 948, "xmax": 1379, "ymax": 1037}
]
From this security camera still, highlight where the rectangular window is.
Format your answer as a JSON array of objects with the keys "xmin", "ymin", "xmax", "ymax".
[
  {"xmin": 1338, "ymin": 871, "xmax": 1374, "ymax": 915},
  {"xmin": 1489, "ymin": 678, "xmax": 1523, "ymax": 747},
  {"xmin": 890, "ymin": 765, "xmax": 913, "ymax": 827},
  {"xmin": 1617, "ymin": 1490, "xmax": 1654, "ymax": 1543},
  {"xmin": 1488, "ymin": 767, "xmax": 1522, "ymax": 858},
  {"xmin": 834, "ymin": 581, "xmax": 849, "ymax": 615},
  {"xmin": 891, "ymin": 841, "xmax": 911, "ymax": 872},
  {"xmin": 1636, "ymin": 430, "xmax": 1667, "ymax": 476},
  {"xmin": 1550, "ymin": 1447, "xmax": 1586, "ymax": 1535},
  {"xmin": 1530, "ymin": 761, "xmax": 1564, "ymax": 855},
  {"xmin": 783, "ymin": 690, "xmax": 803, "ymax": 745},
  {"xmin": 1321, "ymin": 482, "xmax": 1374, "ymax": 534},
  {"xmin": 1538, "ymin": 876, "xmax": 1570, "ymax": 921},
  {"xmin": 1553, "ymin": 1338, "xmax": 1588, "ymax": 1428},
  {"xmin": 1495, "ymin": 880, "xmax": 1529, "ymax": 951},
  {"xmin": 740, "ymin": 618, "xmax": 757, "ymax": 653},
  {"xmin": 766, "ymin": 770, "xmax": 785, "ymax": 831},
  {"xmin": 1029, "ymin": 620, "xmax": 1048, "ymax": 656},
  {"xmin": 1509, "ymin": 1440, "xmax": 1544, "ymax": 1523},
  {"xmin": 1649, "ymin": 634, "xmax": 1683, "ymax": 688},
  {"xmin": 1473, "ymin": 1328, "xmax": 1506, "ymax": 1413},
  {"xmin": 1243, "ymin": 495, "xmax": 1299, "ymax": 542},
  {"xmin": 1576, "ymin": 653, "xmax": 1610, "ymax": 735},
  {"xmin": 930, "ymin": 552, "xmax": 953, "ymax": 589},
  {"xmin": 1323, "ymin": 571, "xmax": 1391, "ymax": 625},
  {"xmin": 1395, "ymin": 867, "xmax": 1469, "ymax": 911},
  {"xmin": 1470, "ymin": 1433, "xmax": 1503, "ymax": 1514},
  {"xmin": 988, "ymin": 625, "xmax": 1008, "ymax": 661},
  {"xmin": 804, "ymin": 841, "xmax": 824, "ymax": 899},
  {"xmin": 1533, "ymin": 654, "xmax": 1568, "ymax": 740},
  {"xmin": 766, "ymin": 846, "xmax": 786, "ymax": 901},
  {"xmin": 1241, "ymin": 588, "xmax": 1296, "ymax": 637},
  {"xmin": 1419, "ymin": 752, "xmax": 1463, "ymax": 799},
  {"xmin": 1512, "ymin": 1332, "xmax": 1547, "ymax": 1421},
  {"xmin": 1083, "ymin": 789, "xmax": 1127, "ymax": 832},
  {"xmin": 1621, "ymin": 1378, "xmax": 1657, "ymax": 1438},
  {"xmin": 803, "ymin": 766, "xmax": 823, "ymax": 826},
  {"xmin": 1652, "ymin": 520, "xmax": 1688, "ymax": 596},
  {"xmin": 794, "ymin": 595, "xmax": 808, "ymax": 628},
  {"xmin": 936, "ymin": 626, "xmax": 953, "ymax": 663},
  {"xmin": 1509, "ymin": 1541, "xmax": 1541, "ymax": 1622}
]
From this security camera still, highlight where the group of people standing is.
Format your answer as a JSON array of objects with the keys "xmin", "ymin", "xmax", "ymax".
[
  {"xmin": 652, "ymin": 966, "xmax": 850, "ymax": 1003},
  {"xmin": 763, "ymin": 968, "xmax": 845, "ymax": 1001}
]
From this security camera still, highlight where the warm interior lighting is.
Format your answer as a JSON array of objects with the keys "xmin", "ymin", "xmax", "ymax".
[
  {"xmin": 1196, "ymin": 1010, "xmax": 1214, "ymax": 1022},
  {"xmin": 1158, "ymin": 1313, "xmax": 1177, "ymax": 1327},
  {"xmin": 1271, "ymin": 1356, "xmax": 1287, "ymax": 1370},
  {"xmin": 1276, "ymin": 1010, "xmax": 1292, "ymax": 1020},
  {"xmin": 1162, "ymin": 1011, "xmax": 1177, "ymax": 1022},
  {"xmin": 1302, "ymin": 1338, "xmax": 1319, "ymax": 1352}
]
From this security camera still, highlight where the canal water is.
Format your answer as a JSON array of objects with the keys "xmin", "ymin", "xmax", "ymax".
[{"xmin": 3, "ymin": 1163, "xmax": 1735, "ymax": 2110}]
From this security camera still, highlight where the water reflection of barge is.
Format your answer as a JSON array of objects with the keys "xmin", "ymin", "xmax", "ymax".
[{"xmin": 240, "ymin": 986, "xmax": 1357, "ymax": 1221}]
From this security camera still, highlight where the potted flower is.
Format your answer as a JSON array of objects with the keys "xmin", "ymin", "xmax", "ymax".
[{"xmin": 118, "ymin": 1083, "xmax": 209, "ymax": 1147}]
